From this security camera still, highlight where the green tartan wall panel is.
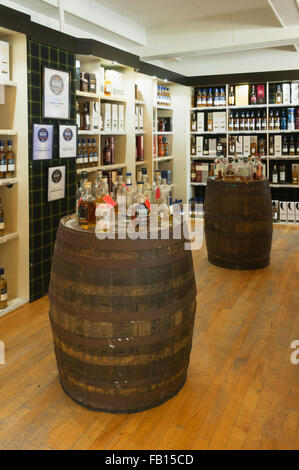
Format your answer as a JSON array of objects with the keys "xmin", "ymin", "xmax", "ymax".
[{"xmin": 28, "ymin": 40, "xmax": 76, "ymax": 302}]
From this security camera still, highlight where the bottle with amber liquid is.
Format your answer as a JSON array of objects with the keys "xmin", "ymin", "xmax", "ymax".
[
  {"xmin": 0, "ymin": 141, "xmax": 7, "ymax": 179},
  {"xmin": 6, "ymin": 141, "xmax": 15, "ymax": 178},
  {"xmin": 0, "ymin": 198, "xmax": 4, "ymax": 237},
  {"xmin": 158, "ymin": 136, "xmax": 164, "ymax": 157},
  {"xmin": 250, "ymin": 85, "xmax": 257, "ymax": 105},
  {"xmin": 103, "ymin": 137, "xmax": 111, "ymax": 165},
  {"xmin": 80, "ymin": 103, "xmax": 90, "ymax": 131},
  {"xmin": 0, "ymin": 268, "xmax": 8, "ymax": 310},
  {"xmin": 92, "ymin": 139, "xmax": 98, "ymax": 167},
  {"xmin": 228, "ymin": 86, "xmax": 235, "ymax": 106},
  {"xmin": 78, "ymin": 181, "xmax": 96, "ymax": 229},
  {"xmin": 87, "ymin": 139, "xmax": 93, "ymax": 167}
]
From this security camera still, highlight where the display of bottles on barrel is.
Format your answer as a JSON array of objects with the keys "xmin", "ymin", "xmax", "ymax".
[{"xmin": 75, "ymin": 168, "xmax": 175, "ymax": 230}]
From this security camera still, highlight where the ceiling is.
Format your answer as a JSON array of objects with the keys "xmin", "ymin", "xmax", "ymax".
[
  {"xmin": 94, "ymin": 0, "xmax": 269, "ymax": 28},
  {"xmin": 3, "ymin": 0, "xmax": 299, "ymax": 77}
]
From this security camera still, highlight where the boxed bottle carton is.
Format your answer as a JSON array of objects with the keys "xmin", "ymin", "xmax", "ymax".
[
  {"xmin": 279, "ymin": 201, "xmax": 287, "ymax": 222},
  {"xmin": 274, "ymin": 135, "xmax": 282, "ymax": 157},
  {"xmin": 283, "ymin": 83, "xmax": 291, "ymax": 105},
  {"xmin": 197, "ymin": 112, "xmax": 204, "ymax": 132},
  {"xmin": 287, "ymin": 202, "xmax": 295, "ymax": 223},
  {"xmin": 295, "ymin": 202, "xmax": 299, "ymax": 223},
  {"xmin": 118, "ymin": 104, "xmax": 125, "ymax": 131},
  {"xmin": 219, "ymin": 112, "xmax": 226, "ymax": 131},
  {"xmin": 138, "ymin": 106, "xmax": 144, "ymax": 130},
  {"xmin": 196, "ymin": 136, "xmax": 203, "ymax": 157},
  {"xmin": 101, "ymin": 102, "xmax": 111, "ymax": 131},
  {"xmin": 0, "ymin": 40, "xmax": 9, "ymax": 81},
  {"xmin": 112, "ymin": 104, "xmax": 118, "ymax": 131},
  {"xmin": 235, "ymin": 85, "xmax": 249, "ymax": 106}
]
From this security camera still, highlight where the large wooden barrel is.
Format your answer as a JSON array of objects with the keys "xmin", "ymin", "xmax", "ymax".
[
  {"xmin": 49, "ymin": 215, "xmax": 197, "ymax": 413},
  {"xmin": 204, "ymin": 178, "xmax": 273, "ymax": 270}
]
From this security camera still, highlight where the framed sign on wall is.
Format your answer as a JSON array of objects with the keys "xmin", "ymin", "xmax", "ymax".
[
  {"xmin": 43, "ymin": 66, "xmax": 71, "ymax": 120},
  {"xmin": 32, "ymin": 123, "xmax": 54, "ymax": 160},
  {"xmin": 48, "ymin": 165, "xmax": 66, "ymax": 202},
  {"xmin": 59, "ymin": 124, "xmax": 77, "ymax": 159}
]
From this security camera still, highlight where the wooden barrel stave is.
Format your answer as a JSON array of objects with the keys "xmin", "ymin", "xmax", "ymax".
[
  {"xmin": 49, "ymin": 216, "xmax": 197, "ymax": 413},
  {"xmin": 204, "ymin": 179, "xmax": 273, "ymax": 270}
]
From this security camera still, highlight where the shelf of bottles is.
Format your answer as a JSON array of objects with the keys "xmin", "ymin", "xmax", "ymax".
[
  {"xmin": 189, "ymin": 81, "xmax": 299, "ymax": 223},
  {"xmin": 153, "ymin": 82, "xmax": 173, "ymax": 190}
]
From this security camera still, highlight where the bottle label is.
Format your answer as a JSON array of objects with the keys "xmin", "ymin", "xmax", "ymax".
[
  {"xmin": 272, "ymin": 175, "xmax": 278, "ymax": 183},
  {"xmin": 0, "ymin": 163, "xmax": 6, "ymax": 172},
  {"xmin": 1, "ymin": 288, "xmax": 7, "ymax": 301},
  {"xmin": 0, "ymin": 222, "xmax": 4, "ymax": 229},
  {"xmin": 78, "ymin": 204, "xmax": 88, "ymax": 224},
  {"xmin": 280, "ymin": 172, "xmax": 285, "ymax": 181},
  {"xmin": 8, "ymin": 164, "xmax": 15, "ymax": 172},
  {"xmin": 103, "ymin": 194, "xmax": 116, "ymax": 208}
]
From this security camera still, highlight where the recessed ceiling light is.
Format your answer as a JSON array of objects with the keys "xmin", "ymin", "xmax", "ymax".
[
  {"xmin": 164, "ymin": 78, "xmax": 168, "ymax": 82},
  {"xmin": 112, "ymin": 61, "xmax": 118, "ymax": 65},
  {"xmin": 153, "ymin": 75, "xmax": 157, "ymax": 79}
]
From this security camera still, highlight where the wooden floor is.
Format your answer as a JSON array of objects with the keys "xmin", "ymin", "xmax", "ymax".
[{"xmin": 0, "ymin": 226, "xmax": 299, "ymax": 450}]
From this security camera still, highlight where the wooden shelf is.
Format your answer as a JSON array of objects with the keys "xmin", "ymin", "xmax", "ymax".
[
  {"xmin": 0, "ymin": 232, "xmax": 19, "ymax": 245},
  {"xmin": 101, "ymin": 131, "xmax": 127, "ymax": 135},
  {"xmin": 153, "ymin": 156, "xmax": 174, "ymax": 162},
  {"xmin": 156, "ymin": 105, "xmax": 173, "ymax": 110},
  {"xmin": 191, "ymin": 106, "xmax": 226, "ymax": 111},
  {"xmin": 0, "ymin": 177, "xmax": 18, "ymax": 186},
  {"xmin": 270, "ymin": 184, "xmax": 299, "ymax": 188},
  {"xmin": 269, "ymin": 156, "xmax": 299, "ymax": 160},
  {"xmin": 76, "ymin": 90, "xmax": 100, "ymax": 99},
  {"xmin": 76, "ymin": 167, "xmax": 98, "ymax": 174},
  {"xmin": 269, "ymin": 104, "xmax": 299, "ymax": 107},
  {"xmin": 98, "ymin": 163, "xmax": 127, "ymax": 171},
  {"xmin": 228, "ymin": 105, "xmax": 267, "ymax": 109},
  {"xmin": 135, "ymin": 100, "xmax": 145, "ymax": 105},
  {"xmin": 100, "ymin": 95, "xmax": 127, "ymax": 103},
  {"xmin": 191, "ymin": 182, "xmax": 207, "ymax": 186},
  {"xmin": 154, "ymin": 132, "xmax": 173, "ymax": 135},
  {"xmin": 268, "ymin": 129, "xmax": 299, "ymax": 133},
  {"xmin": 191, "ymin": 131, "xmax": 226, "ymax": 135},
  {"xmin": 78, "ymin": 130, "xmax": 100, "ymax": 135},
  {"xmin": 228, "ymin": 130, "xmax": 266, "ymax": 134},
  {"xmin": 0, "ymin": 130, "xmax": 17, "ymax": 135},
  {"xmin": 135, "ymin": 160, "xmax": 146, "ymax": 166},
  {"xmin": 135, "ymin": 130, "xmax": 145, "ymax": 134},
  {"xmin": 0, "ymin": 297, "xmax": 27, "ymax": 319},
  {"xmin": 0, "ymin": 80, "xmax": 17, "ymax": 87}
]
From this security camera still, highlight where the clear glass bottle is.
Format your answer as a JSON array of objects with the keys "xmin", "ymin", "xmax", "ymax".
[
  {"xmin": 272, "ymin": 164, "xmax": 278, "ymax": 184},
  {"xmin": 141, "ymin": 167, "xmax": 152, "ymax": 202},
  {"xmin": 0, "ymin": 268, "xmax": 7, "ymax": 310},
  {"xmin": 113, "ymin": 170, "xmax": 126, "ymax": 215},
  {"xmin": 80, "ymin": 102, "xmax": 90, "ymax": 130},
  {"xmin": 76, "ymin": 171, "xmax": 88, "ymax": 222}
]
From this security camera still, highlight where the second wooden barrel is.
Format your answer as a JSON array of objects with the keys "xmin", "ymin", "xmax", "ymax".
[
  {"xmin": 204, "ymin": 178, "xmax": 273, "ymax": 270},
  {"xmin": 49, "ymin": 215, "xmax": 197, "ymax": 413}
]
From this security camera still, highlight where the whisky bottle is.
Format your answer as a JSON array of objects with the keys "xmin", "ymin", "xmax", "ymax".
[
  {"xmin": 201, "ymin": 89, "xmax": 207, "ymax": 107},
  {"xmin": 214, "ymin": 88, "xmax": 219, "ymax": 106},
  {"xmin": 220, "ymin": 88, "xmax": 226, "ymax": 106},
  {"xmin": 76, "ymin": 171, "xmax": 88, "ymax": 222},
  {"xmin": 0, "ymin": 141, "xmax": 6, "ymax": 179},
  {"xmin": 240, "ymin": 111, "xmax": 245, "ymax": 131},
  {"xmin": 6, "ymin": 140, "xmax": 15, "ymax": 178},
  {"xmin": 256, "ymin": 111, "xmax": 262, "ymax": 131},
  {"xmin": 274, "ymin": 110, "xmax": 281, "ymax": 130},
  {"xmin": 87, "ymin": 139, "xmax": 93, "ymax": 168},
  {"xmin": 228, "ymin": 111, "xmax": 234, "ymax": 131},
  {"xmin": 207, "ymin": 88, "xmax": 213, "ymax": 107},
  {"xmin": 80, "ymin": 103, "xmax": 90, "ymax": 130},
  {"xmin": 0, "ymin": 198, "xmax": 4, "ymax": 237},
  {"xmin": 228, "ymin": 86, "xmax": 235, "ymax": 106},
  {"xmin": 259, "ymin": 137, "xmax": 266, "ymax": 156},
  {"xmin": 163, "ymin": 137, "xmax": 169, "ymax": 156},
  {"xmin": 272, "ymin": 165, "xmax": 278, "ymax": 184},
  {"xmin": 256, "ymin": 157, "xmax": 263, "ymax": 180},
  {"xmin": 269, "ymin": 110, "xmax": 275, "ymax": 130},
  {"xmin": 276, "ymin": 85, "xmax": 282, "ymax": 104},
  {"xmin": 82, "ymin": 139, "xmax": 89, "ymax": 168},
  {"xmin": 245, "ymin": 111, "xmax": 251, "ymax": 131},
  {"xmin": 269, "ymin": 135, "xmax": 275, "ymax": 156},
  {"xmin": 250, "ymin": 111, "xmax": 255, "ymax": 131},
  {"xmin": 80, "ymin": 73, "xmax": 88, "ymax": 92},
  {"xmin": 203, "ymin": 138, "xmax": 209, "ymax": 155},
  {"xmin": 135, "ymin": 181, "xmax": 150, "ymax": 225},
  {"xmin": 281, "ymin": 110, "xmax": 287, "ymax": 130},
  {"xmin": 78, "ymin": 181, "xmax": 96, "ymax": 229},
  {"xmin": 103, "ymin": 137, "xmax": 111, "ymax": 165},
  {"xmin": 113, "ymin": 169, "xmax": 126, "ymax": 215},
  {"xmin": 76, "ymin": 101, "xmax": 81, "ymax": 128},
  {"xmin": 191, "ymin": 112, "xmax": 197, "ymax": 131},
  {"xmin": 250, "ymin": 85, "xmax": 257, "ymax": 105},
  {"xmin": 261, "ymin": 111, "xmax": 267, "ymax": 131},
  {"xmin": 229, "ymin": 136, "xmax": 236, "ymax": 155},
  {"xmin": 196, "ymin": 89, "xmax": 202, "ymax": 107},
  {"xmin": 158, "ymin": 136, "xmax": 164, "ymax": 157},
  {"xmin": 292, "ymin": 166, "xmax": 298, "ymax": 184},
  {"xmin": 282, "ymin": 136, "xmax": 288, "ymax": 155},
  {"xmin": 191, "ymin": 136, "xmax": 196, "ymax": 156},
  {"xmin": 110, "ymin": 136, "xmax": 115, "ymax": 164},
  {"xmin": 279, "ymin": 164, "xmax": 286, "ymax": 183},
  {"xmin": 92, "ymin": 139, "xmax": 98, "ymax": 167},
  {"xmin": 289, "ymin": 135, "xmax": 295, "ymax": 155},
  {"xmin": 234, "ymin": 112, "xmax": 240, "ymax": 131},
  {"xmin": 0, "ymin": 268, "xmax": 7, "ymax": 310},
  {"xmin": 141, "ymin": 167, "xmax": 152, "ymax": 202}
]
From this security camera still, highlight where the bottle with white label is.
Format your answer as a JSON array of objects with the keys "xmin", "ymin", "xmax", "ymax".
[
  {"xmin": 0, "ymin": 268, "xmax": 7, "ymax": 310},
  {"xmin": 6, "ymin": 140, "xmax": 15, "ymax": 178},
  {"xmin": 0, "ymin": 141, "xmax": 6, "ymax": 179},
  {"xmin": 272, "ymin": 165, "xmax": 278, "ymax": 184},
  {"xmin": 0, "ymin": 198, "xmax": 4, "ymax": 236},
  {"xmin": 279, "ymin": 164, "xmax": 286, "ymax": 184}
]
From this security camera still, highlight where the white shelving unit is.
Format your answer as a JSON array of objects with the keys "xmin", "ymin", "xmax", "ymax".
[
  {"xmin": 189, "ymin": 80, "xmax": 299, "ymax": 223},
  {"xmin": 0, "ymin": 27, "xmax": 29, "ymax": 317}
]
